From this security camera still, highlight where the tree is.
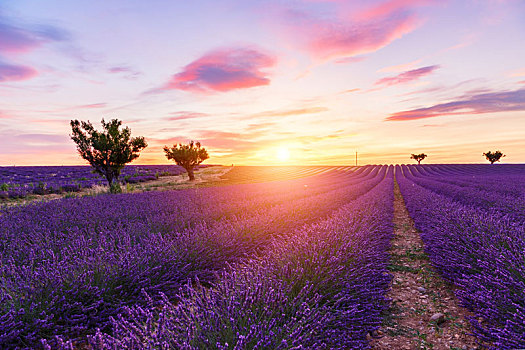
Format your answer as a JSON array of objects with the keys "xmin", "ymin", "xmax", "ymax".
[
  {"xmin": 70, "ymin": 118, "xmax": 147, "ymax": 193},
  {"xmin": 164, "ymin": 141, "xmax": 209, "ymax": 181},
  {"xmin": 410, "ymin": 153, "xmax": 427, "ymax": 165},
  {"xmin": 483, "ymin": 150, "xmax": 505, "ymax": 164}
]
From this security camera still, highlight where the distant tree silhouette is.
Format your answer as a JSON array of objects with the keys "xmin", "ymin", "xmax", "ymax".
[
  {"xmin": 70, "ymin": 118, "xmax": 147, "ymax": 193},
  {"xmin": 164, "ymin": 141, "xmax": 209, "ymax": 181},
  {"xmin": 410, "ymin": 153, "xmax": 427, "ymax": 165},
  {"xmin": 483, "ymin": 150, "xmax": 505, "ymax": 164}
]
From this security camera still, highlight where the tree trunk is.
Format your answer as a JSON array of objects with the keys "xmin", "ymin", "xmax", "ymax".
[
  {"xmin": 106, "ymin": 172, "xmax": 114, "ymax": 186},
  {"xmin": 417, "ymin": 160, "xmax": 421, "ymax": 165},
  {"xmin": 186, "ymin": 167, "xmax": 195, "ymax": 181}
]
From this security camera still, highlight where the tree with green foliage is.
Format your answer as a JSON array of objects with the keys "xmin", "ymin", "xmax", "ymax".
[
  {"xmin": 70, "ymin": 118, "xmax": 147, "ymax": 193},
  {"xmin": 483, "ymin": 150, "xmax": 505, "ymax": 164},
  {"xmin": 410, "ymin": 153, "xmax": 427, "ymax": 165},
  {"xmin": 164, "ymin": 141, "xmax": 209, "ymax": 181}
]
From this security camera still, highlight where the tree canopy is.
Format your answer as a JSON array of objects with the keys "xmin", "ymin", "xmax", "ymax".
[
  {"xmin": 70, "ymin": 118, "xmax": 147, "ymax": 192},
  {"xmin": 410, "ymin": 153, "xmax": 427, "ymax": 165},
  {"xmin": 164, "ymin": 141, "xmax": 209, "ymax": 181},
  {"xmin": 483, "ymin": 150, "xmax": 505, "ymax": 164}
]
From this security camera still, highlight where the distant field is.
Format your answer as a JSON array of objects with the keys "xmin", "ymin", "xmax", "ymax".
[
  {"xmin": 217, "ymin": 165, "xmax": 359, "ymax": 184},
  {"xmin": 0, "ymin": 164, "xmax": 211, "ymax": 200}
]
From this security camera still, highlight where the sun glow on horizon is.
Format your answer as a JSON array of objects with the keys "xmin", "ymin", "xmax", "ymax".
[{"xmin": 277, "ymin": 147, "xmax": 291, "ymax": 162}]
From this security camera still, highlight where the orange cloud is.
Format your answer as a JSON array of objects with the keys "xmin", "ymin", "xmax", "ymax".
[{"xmin": 251, "ymin": 107, "xmax": 329, "ymax": 118}]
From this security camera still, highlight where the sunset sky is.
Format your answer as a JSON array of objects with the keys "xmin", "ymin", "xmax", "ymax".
[{"xmin": 1, "ymin": 0, "xmax": 524, "ymax": 166}]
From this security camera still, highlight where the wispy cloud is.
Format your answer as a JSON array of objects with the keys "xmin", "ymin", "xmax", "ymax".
[
  {"xmin": 197, "ymin": 130, "xmax": 263, "ymax": 141},
  {"xmin": 355, "ymin": 0, "xmax": 436, "ymax": 21},
  {"xmin": 0, "ymin": 111, "xmax": 12, "ymax": 119},
  {"xmin": 375, "ymin": 65, "xmax": 439, "ymax": 87},
  {"xmin": 251, "ymin": 107, "xmax": 329, "ymax": 118},
  {"xmin": 245, "ymin": 122, "xmax": 277, "ymax": 131},
  {"xmin": 334, "ymin": 56, "xmax": 367, "ymax": 64},
  {"xmin": 159, "ymin": 47, "xmax": 276, "ymax": 93},
  {"xmin": 108, "ymin": 66, "xmax": 141, "ymax": 79},
  {"xmin": 270, "ymin": 0, "xmax": 435, "ymax": 62},
  {"xmin": 378, "ymin": 59, "xmax": 422, "ymax": 73},
  {"xmin": 387, "ymin": 87, "xmax": 525, "ymax": 121},
  {"xmin": 166, "ymin": 111, "xmax": 209, "ymax": 121},
  {"xmin": 0, "ymin": 13, "xmax": 70, "ymax": 83},
  {"xmin": 338, "ymin": 88, "xmax": 361, "ymax": 94},
  {"xmin": 509, "ymin": 67, "xmax": 525, "ymax": 78},
  {"xmin": 0, "ymin": 62, "xmax": 37, "ymax": 81},
  {"xmin": 0, "ymin": 132, "xmax": 71, "ymax": 158},
  {"xmin": 0, "ymin": 15, "xmax": 69, "ymax": 55},
  {"xmin": 76, "ymin": 103, "xmax": 107, "ymax": 109},
  {"xmin": 14, "ymin": 133, "xmax": 68, "ymax": 144}
]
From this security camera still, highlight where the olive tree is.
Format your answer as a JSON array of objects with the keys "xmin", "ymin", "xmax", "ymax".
[
  {"xmin": 410, "ymin": 153, "xmax": 427, "ymax": 165},
  {"xmin": 70, "ymin": 118, "xmax": 147, "ymax": 193},
  {"xmin": 164, "ymin": 141, "xmax": 209, "ymax": 181},
  {"xmin": 483, "ymin": 150, "xmax": 505, "ymax": 164}
]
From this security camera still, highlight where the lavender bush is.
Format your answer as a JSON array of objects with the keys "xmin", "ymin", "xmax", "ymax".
[
  {"xmin": 0, "ymin": 166, "xmax": 389, "ymax": 348},
  {"xmin": 397, "ymin": 164, "xmax": 525, "ymax": 349},
  {"xmin": 0, "ymin": 165, "xmax": 194, "ymax": 199},
  {"xmin": 90, "ymin": 168, "xmax": 394, "ymax": 349}
]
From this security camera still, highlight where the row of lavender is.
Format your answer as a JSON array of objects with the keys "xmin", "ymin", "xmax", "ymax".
[
  {"xmin": 0, "ymin": 165, "xmax": 199, "ymax": 199},
  {"xmin": 397, "ymin": 164, "xmax": 525, "ymax": 349},
  {"xmin": 1, "ymin": 165, "xmax": 393, "ymax": 348},
  {"xmin": 91, "ymin": 169, "xmax": 394, "ymax": 349}
]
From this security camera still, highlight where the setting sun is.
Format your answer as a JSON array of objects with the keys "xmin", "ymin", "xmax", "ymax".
[{"xmin": 277, "ymin": 147, "xmax": 290, "ymax": 162}]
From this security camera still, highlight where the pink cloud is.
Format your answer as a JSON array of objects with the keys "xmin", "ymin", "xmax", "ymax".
[
  {"xmin": 355, "ymin": 0, "xmax": 436, "ymax": 21},
  {"xmin": 108, "ymin": 66, "xmax": 132, "ymax": 73},
  {"xmin": 290, "ymin": 11, "xmax": 419, "ymax": 61},
  {"xmin": 76, "ymin": 103, "xmax": 107, "ymax": 109},
  {"xmin": 387, "ymin": 87, "xmax": 525, "ymax": 121},
  {"xmin": 161, "ymin": 47, "xmax": 276, "ymax": 93},
  {"xmin": 0, "ymin": 62, "xmax": 38, "ymax": 82},
  {"xmin": 375, "ymin": 65, "xmax": 439, "ymax": 87},
  {"xmin": 0, "ymin": 23, "xmax": 40, "ymax": 55},
  {"xmin": 272, "ymin": 0, "xmax": 433, "ymax": 62},
  {"xmin": 334, "ymin": 56, "xmax": 367, "ymax": 64},
  {"xmin": 166, "ymin": 111, "xmax": 209, "ymax": 121}
]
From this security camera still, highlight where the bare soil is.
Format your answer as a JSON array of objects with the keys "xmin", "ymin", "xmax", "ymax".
[{"xmin": 369, "ymin": 181, "xmax": 485, "ymax": 350}]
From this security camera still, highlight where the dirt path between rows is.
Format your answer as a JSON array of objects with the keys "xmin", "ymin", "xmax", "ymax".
[{"xmin": 370, "ymin": 180, "xmax": 484, "ymax": 350}]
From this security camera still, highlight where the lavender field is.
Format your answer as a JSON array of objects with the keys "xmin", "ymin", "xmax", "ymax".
[
  {"xmin": 0, "ymin": 164, "xmax": 524, "ymax": 349},
  {"xmin": 0, "ymin": 165, "xmax": 198, "ymax": 199},
  {"xmin": 397, "ymin": 164, "xmax": 525, "ymax": 349}
]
